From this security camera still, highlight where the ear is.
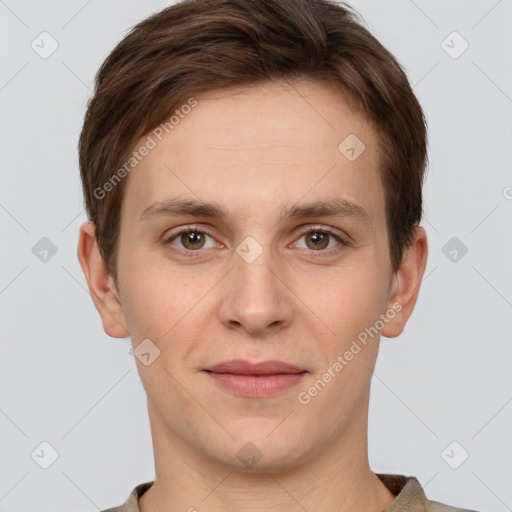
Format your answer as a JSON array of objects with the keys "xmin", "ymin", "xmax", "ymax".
[
  {"xmin": 381, "ymin": 226, "xmax": 428, "ymax": 338},
  {"xmin": 77, "ymin": 220, "xmax": 129, "ymax": 338}
]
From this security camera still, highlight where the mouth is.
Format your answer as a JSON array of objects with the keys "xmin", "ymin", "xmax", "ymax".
[
  {"xmin": 203, "ymin": 359, "xmax": 307, "ymax": 397},
  {"xmin": 205, "ymin": 359, "xmax": 306, "ymax": 375}
]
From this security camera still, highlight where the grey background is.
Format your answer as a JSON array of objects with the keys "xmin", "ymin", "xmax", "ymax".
[{"xmin": 0, "ymin": 0, "xmax": 511, "ymax": 511}]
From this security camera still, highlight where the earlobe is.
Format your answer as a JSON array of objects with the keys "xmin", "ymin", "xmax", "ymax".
[
  {"xmin": 77, "ymin": 220, "xmax": 129, "ymax": 338},
  {"xmin": 381, "ymin": 226, "xmax": 428, "ymax": 339}
]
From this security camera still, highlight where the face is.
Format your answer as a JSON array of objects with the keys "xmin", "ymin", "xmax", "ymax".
[{"xmin": 106, "ymin": 79, "xmax": 404, "ymax": 471}]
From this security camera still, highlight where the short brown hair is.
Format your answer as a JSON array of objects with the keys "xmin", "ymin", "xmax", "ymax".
[{"xmin": 79, "ymin": 0, "xmax": 428, "ymax": 283}]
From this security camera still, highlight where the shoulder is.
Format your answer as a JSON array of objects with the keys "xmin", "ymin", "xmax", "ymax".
[
  {"xmin": 426, "ymin": 500, "xmax": 481, "ymax": 512},
  {"xmin": 377, "ymin": 473, "xmax": 481, "ymax": 512},
  {"xmin": 100, "ymin": 481, "xmax": 154, "ymax": 512}
]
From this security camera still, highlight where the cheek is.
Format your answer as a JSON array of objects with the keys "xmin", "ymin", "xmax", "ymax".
[
  {"xmin": 119, "ymin": 259, "xmax": 212, "ymax": 354},
  {"xmin": 117, "ymin": 258, "xmax": 175, "ymax": 342},
  {"xmin": 123, "ymin": 284, "xmax": 176, "ymax": 342},
  {"xmin": 297, "ymin": 268, "xmax": 385, "ymax": 410},
  {"xmin": 302, "ymin": 262, "xmax": 388, "ymax": 340}
]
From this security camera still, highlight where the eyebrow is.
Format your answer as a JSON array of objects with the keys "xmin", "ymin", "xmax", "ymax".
[{"xmin": 139, "ymin": 196, "xmax": 372, "ymax": 224}]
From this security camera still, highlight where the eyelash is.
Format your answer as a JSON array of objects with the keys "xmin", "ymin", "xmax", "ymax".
[{"xmin": 163, "ymin": 225, "xmax": 350, "ymax": 258}]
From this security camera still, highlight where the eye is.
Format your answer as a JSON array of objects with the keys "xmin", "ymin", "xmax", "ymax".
[
  {"xmin": 294, "ymin": 227, "xmax": 348, "ymax": 254},
  {"xmin": 164, "ymin": 225, "xmax": 217, "ymax": 255},
  {"xmin": 163, "ymin": 225, "xmax": 349, "ymax": 258}
]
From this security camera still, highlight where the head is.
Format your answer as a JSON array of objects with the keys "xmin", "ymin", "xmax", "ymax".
[{"xmin": 78, "ymin": 0, "xmax": 428, "ymax": 472}]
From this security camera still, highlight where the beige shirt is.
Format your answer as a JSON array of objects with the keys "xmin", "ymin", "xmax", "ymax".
[{"xmin": 102, "ymin": 474, "xmax": 479, "ymax": 512}]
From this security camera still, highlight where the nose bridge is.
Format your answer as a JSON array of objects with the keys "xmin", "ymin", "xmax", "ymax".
[
  {"xmin": 232, "ymin": 232, "xmax": 280, "ymax": 296},
  {"xmin": 219, "ymin": 231, "xmax": 293, "ymax": 333}
]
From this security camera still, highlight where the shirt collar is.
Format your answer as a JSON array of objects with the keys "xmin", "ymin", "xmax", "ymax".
[
  {"xmin": 378, "ymin": 474, "xmax": 429, "ymax": 511},
  {"xmin": 109, "ymin": 474, "xmax": 428, "ymax": 512}
]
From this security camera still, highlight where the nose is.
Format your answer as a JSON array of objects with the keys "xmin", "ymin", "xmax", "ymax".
[{"xmin": 218, "ymin": 239, "xmax": 294, "ymax": 336}]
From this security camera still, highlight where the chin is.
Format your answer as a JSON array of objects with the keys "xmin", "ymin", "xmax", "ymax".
[{"xmin": 205, "ymin": 423, "xmax": 310, "ymax": 473}]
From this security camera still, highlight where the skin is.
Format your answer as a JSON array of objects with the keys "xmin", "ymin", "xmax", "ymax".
[{"xmin": 78, "ymin": 78, "xmax": 428, "ymax": 512}]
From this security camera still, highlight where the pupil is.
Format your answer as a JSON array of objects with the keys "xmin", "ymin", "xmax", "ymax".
[
  {"xmin": 183, "ymin": 232, "xmax": 203, "ymax": 248},
  {"xmin": 309, "ymin": 232, "xmax": 328, "ymax": 250}
]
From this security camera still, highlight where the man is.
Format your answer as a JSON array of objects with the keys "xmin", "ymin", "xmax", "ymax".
[{"xmin": 77, "ymin": 0, "xmax": 478, "ymax": 510}]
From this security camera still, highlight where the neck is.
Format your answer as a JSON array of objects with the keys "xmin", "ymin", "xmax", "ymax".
[{"xmin": 139, "ymin": 399, "xmax": 396, "ymax": 512}]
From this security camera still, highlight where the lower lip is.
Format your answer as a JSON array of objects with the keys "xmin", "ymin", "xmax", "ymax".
[{"xmin": 205, "ymin": 371, "xmax": 306, "ymax": 397}]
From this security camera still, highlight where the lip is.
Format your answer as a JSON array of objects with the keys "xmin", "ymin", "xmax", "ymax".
[
  {"xmin": 203, "ymin": 359, "xmax": 307, "ymax": 398},
  {"xmin": 206, "ymin": 359, "xmax": 306, "ymax": 375}
]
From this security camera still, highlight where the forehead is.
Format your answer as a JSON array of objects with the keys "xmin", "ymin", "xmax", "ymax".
[{"xmin": 121, "ymin": 78, "xmax": 385, "ymax": 229}]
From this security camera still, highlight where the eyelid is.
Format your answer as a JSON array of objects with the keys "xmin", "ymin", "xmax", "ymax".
[{"xmin": 294, "ymin": 224, "xmax": 349, "ymax": 242}]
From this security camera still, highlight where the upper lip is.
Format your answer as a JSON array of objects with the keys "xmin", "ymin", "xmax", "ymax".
[{"xmin": 205, "ymin": 359, "xmax": 306, "ymax": 375}]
